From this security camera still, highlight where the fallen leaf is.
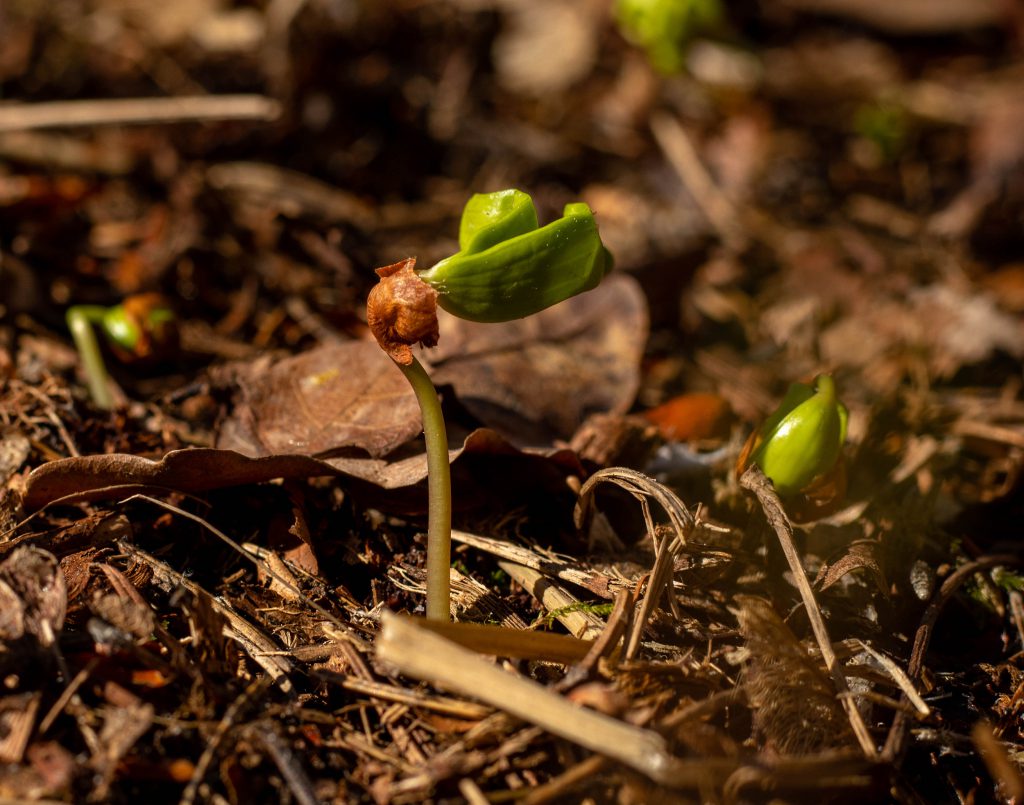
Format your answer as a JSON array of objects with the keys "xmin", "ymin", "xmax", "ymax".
[
  {"xmin": 813, "ymin": 539, "xmax": 887, "ymax": 594},
  {"xmin": 820, "ymin": 282, "xmax": 1024, "ymax": 386},
  {"xmin": 569, "ymin": 413, "xmax": 663, "ymax": 469},
  {"xmin": 428, "ymin": 274, "xmax": 649, "ymax": 444},
  {"xmin": 21, "ymin": 432, "xmax": 582, "ymax": 512},
  {"xmin": 643, "ymin": 392, "xmax": 734, "ymax": 442},
  {"xmin": 90, "ymin": 593, "xmax": 155, "ymax": 641},
  {"xmin": 24, "ymin": 278, "xmax": 641, "ymax": 510},
  {"xmin": 218, "ymin": 339, "xmax": 421, "ymax": 460}
]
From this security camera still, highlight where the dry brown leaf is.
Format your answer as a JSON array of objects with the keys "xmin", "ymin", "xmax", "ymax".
[
  {"xmin": 813, "ymin": 539, "xmax": 887, "ymax": 594},
  {"xmin": 22, "ymin": 448, "xmax": 348, "ymax": 511},
  {"xmin": 90, "ymin": 593, "xmax": 156, "ymax": 641},
  {"xmin": 92, "ymin": 702, "xmax": 155, "ymax": 800},
  {"xmin": 819, "ymin": 281, "xmax": 1024, "ymax": 386},
  {"xmin": 217, "ymin": 338, "xmax": 422, "ymax": 460},
  {"xmin": 24, "ymin": 276, "xmax": 642, "ymax": 510},
  {"xmin": 21, "ymin": 430, "xmax": 582, "ymax": 512},
  {"xmin": 643, "ymin": 393, "xmax": 734, "ymax": 442},
  {"xmin": 428, "ymin": 274, "xmax": 648, "ymax": 444}
]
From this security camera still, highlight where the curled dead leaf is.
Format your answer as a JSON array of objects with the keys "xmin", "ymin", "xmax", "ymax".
[{"xmin": 21, "ymin": 432, "xmax": 584, "ymax": 514}]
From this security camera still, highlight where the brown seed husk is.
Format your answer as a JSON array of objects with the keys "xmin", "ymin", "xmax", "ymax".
[{"xmin": 366, "ymin": 257, "xmax": 439, "ymax": 364}]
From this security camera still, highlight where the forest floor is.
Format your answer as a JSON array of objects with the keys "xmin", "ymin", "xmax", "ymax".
[{"xmin": 2, "ymin": 1, "xmax": 1024, "ymax": 802}]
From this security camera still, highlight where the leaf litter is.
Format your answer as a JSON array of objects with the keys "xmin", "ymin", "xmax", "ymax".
[{"xmin": 2, "ymin": 1, "xmax": 1024, "ymax": 802}]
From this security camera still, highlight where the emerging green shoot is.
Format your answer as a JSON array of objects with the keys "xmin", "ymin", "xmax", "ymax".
[
  {"xmin": 367, "ymin": 189, "xmax": 612, "ymax": 621},
  {"xmin": 614, "ymin": 0, "xmax": 723, "ymax": 73},
  {"xmin": 66, "ymin": 294, "xmax": 178, "ymax": 410},
  {"xmin": 744, "ymin": 374, "xmax": 848, "ymax": 497}
]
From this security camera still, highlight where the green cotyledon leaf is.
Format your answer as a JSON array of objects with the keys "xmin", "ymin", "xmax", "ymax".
[
  {"xmin": 101, "ymin": 304, "xmax": 142, "ymax": 351},
  {"xmin": 458, "ymin": 189, "xmax": 539, "ymax": 254},
  {"xmin": 417, "ymin": 191, "xmax": 613, "ymax": 323},
  {"xmin": 749, "ymin": 374, "xmax": 847, "ymax": 497}
]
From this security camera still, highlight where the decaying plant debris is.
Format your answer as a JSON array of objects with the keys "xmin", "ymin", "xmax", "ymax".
[{"xmin": 2, "ymin": 1, "xmax": 1024, "ymax": 802}]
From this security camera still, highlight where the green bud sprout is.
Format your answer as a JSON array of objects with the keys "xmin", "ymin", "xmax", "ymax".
[
  {"xmin": 66, "ymin": 294, "xmax": 178, "ymax": 410},
  {"xmin": 747, "ymin": 374, "xmax": 848, "ymax": 497},
  {"xmin": 614, "ymin": 0, "xmax": 723, "ymax": 73},
  {"xmin": 368, "ymin": 188, "xmax": 612, "ymax": 621}
]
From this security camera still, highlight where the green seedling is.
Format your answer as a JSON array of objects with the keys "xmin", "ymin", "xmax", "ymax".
[
  {"xmin": 739, "ymin": 374, "xmax": 848, "ymax": 497},
  {"xmin": 614, "ymin": 0, "xmax": 723, "ymax": 73},
  {"xmin": 66, "ymin": 293, "xmax": 178, "ymax": 410},
  {"xmin": 853, "ymin": 102, "xmax": 909, "ymax": 163},
  {"xmin": 368, "ymin": 189, "xmax": 612, "ymax": 621}
]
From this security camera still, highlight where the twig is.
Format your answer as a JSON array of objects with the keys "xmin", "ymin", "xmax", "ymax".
[
  {"xmin": 255, "ymin": 729, "xmax": 321, "ymax": 805},
  {"xmin": 0, "ymin": 95, "xmax": 281, "ymax": 133},
  {"xmin": 660, "ymin": 688, "xmax": 745, "ymax": 734},
  {"xmin": 453, "ymin": 529, "xmax": 624, "ymax": 598},
  {"xmin": 499, "ymin": 560, "xmax": 605, "ymax": 640},
  {"xmin": 972, "ymin": 721, "xmax": 1024, "ymax": 802},
  {"xmin": 119, "ymin": 541, "xmax": 295, "ymax": 692},
  {"xmin": 206, "ymin": 161, "xmax": 376, "ymax": 229},
  {"xmin": 852, "ymin": 640, "xmax": 929, "ymax": 717},
  {"xmin": 558, "ymin": 588, "xmax": 634, "ymax": 691},
  {"xmin": 375, "ymin": 610, "xmax": 737, "ymax": 789},
  {"xmin": 336, "ymin": 677, "xmax": 492, "ymax": 720},
  {"xmin": 739, "ymin": 465, "xmax": 878, "ymax": 759},
  {"xmin": 574, "ymin": 468, "xmax": 696, "ymax": 658},
  {"xmin": 881, "ymin": 553, "xmax": 1019, "ymax": 762},
  {"xmin": 38, "ymin": 659, "xmax": 98, "ymax": 734},
  {"xmin": 650, "ymin": 112, "xmax": 746, "ymax": 250},
  {"xmin": 180, "ymin": 678, "xmax": 270, "ymax": 805},
  {"xmin": 412, "ymin": 617, "xmax": 593, "ymax": 663},
  {"xmin": 457, "ymin": 778, "xmax": 491, "ymax": 805},
  {"xmin": 522, "ymin": 754, "xmax": 608, "ymax": 805}
]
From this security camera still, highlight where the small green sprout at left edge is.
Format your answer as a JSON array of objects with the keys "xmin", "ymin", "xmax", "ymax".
[
  {"xmin": 367, "ymin": 189, "xmax": 612, "ymax": 621},
  {"xmin": 739, "ymin": 374, "xmax": 848, "ymax": 498},
  {"xmin": 66, "ymin": 293, "xmax": 178, "ymax": 410}
]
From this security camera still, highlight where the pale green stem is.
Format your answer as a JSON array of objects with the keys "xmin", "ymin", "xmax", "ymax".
[
  {"xmin": 397, "ymin": 356, "xmax": 452, "ymax": 621},
  {"xmin": 66, "ymin": 305, "xmax": 114, "ymax": 410}
]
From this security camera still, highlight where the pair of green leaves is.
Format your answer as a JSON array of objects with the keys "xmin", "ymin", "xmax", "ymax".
[{"xmin": 416, "ymin": 189, "xmax": 612, "ymax": 323}]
